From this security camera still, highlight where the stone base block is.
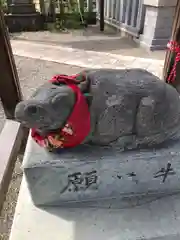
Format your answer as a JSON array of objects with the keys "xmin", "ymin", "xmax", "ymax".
[
  {"xmin": 22, "ymin": 135, "xmax": 180, "ymax": 207},
  {"xmin": 12, "ymin": 0, "xmax": 33, "ymax": 4},
  {"xmin": 5, "ymin": 13, "xmax": 44, "ymax": 32},
  {"xmin": 9, "ymin": 4, "xmax": 36, "ymax": 14},
  {"xmin": 139, "ymin": 34, "xmax": 169, "ymax": 51},
  {"xmin": 140, "ymin": 4, "xmax": 175, "ymax": 50}
]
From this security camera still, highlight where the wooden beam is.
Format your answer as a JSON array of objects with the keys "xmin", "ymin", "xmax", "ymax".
[
  {"xmin": 0, "ymin": 10, "xmax": 22, "ymax": 119},
  {"xmin": 99, "ymin": 0, "xmax": 104, "ymax": 31},
  {"xmin": 0, "ymin": 120, "xmax": 25, "ymax": 213}
]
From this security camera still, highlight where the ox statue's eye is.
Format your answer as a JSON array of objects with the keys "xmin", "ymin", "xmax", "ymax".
[{"xmin": 27, "ymin": 106, "xmax": 38, "ymax": 115}]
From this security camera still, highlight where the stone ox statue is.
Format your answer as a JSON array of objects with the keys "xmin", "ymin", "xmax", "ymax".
[{"xmin": 15, "ymin": 69, "xmax": 180, "ymax": 152}]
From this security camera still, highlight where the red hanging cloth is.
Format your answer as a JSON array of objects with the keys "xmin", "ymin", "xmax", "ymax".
[{"xmin": 167, "ymin": 40, "xmax": 180, "ymax": 83}]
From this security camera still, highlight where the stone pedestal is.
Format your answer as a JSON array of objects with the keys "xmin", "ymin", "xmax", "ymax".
[
  {"xmin": 8, "ymin": 4, "xmax": 36, "ymax": 14},
  {"xmin": 8, "ymin": 0, "xmax": 36, "ymax": 14},
  {"xmin": 140, "ymin": 0, "xmax": 177, "ymax": 50},
  {"xmin": 5, "ymin": 0, "xmax": 44, "ymax": 32},
  {"xmin": 23, "ymin": 134, "xmax": 180, "ymax": 207}
]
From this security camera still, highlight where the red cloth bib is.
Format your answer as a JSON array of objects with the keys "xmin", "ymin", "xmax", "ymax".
[{"xmin": 31, "ymin": 74, "xmax": 91, "ymax": 150}]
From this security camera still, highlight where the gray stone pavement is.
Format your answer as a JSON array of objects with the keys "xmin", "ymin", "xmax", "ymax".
[
  {"xmin": 15, "ymin": 56, "xmax": 85, "ymax": 99},
  {"xmin": 11, "ymin": 39, "xmax": 164, "ymax": 80},
  {"xmin": 10, "ymin": 26, "xmax": 166, "ymax": 60}
]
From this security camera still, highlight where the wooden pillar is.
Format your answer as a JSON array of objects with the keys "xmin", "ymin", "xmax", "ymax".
[
  {"xmin": 163, "ymin": 0, "xmax": 180, "ymax": 87},
  {"xmin": 0, "ymin": 10, "xmax": 22, "ymax": 119},
  {"xmin": 100, "ymin": 0, "xmax": 104, "ymax": 31}
]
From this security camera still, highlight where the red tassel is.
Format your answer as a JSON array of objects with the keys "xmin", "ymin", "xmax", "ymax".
[{"xmin": 167, "ymin": 40, "xmax": 180, "ymax": 83}]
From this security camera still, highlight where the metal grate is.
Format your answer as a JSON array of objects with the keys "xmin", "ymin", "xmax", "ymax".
[{"xmin": 97, "ymin": 0, "xmax": 146, "ymax": 37}]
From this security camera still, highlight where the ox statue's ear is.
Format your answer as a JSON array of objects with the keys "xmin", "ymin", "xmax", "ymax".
[
  {"xmin": 77, "ymin": 73, "xmax": 91, "ymax": 92},
  {"xmin": 84, "ymin": 93, "xmax": 93, "ymax": 106},
  {"xmin": 51, "ymin": 90, "xmax": 76, "ymax": 111},
  {"xmin": 76, "ymin": 73, "xmax": 92, "ymax": 106},
  {"xmin": 51, "ymin": 92, "xmax": 69, "ymax": 104}
]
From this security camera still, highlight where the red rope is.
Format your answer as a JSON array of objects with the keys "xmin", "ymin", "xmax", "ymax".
[
  {"xmin": 167, "ymin": 40, "xmax": 180, "ymax": 83},
  {"xmin": 50, "ymin": 73, "xmax": 86, "ymax": 84}
]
